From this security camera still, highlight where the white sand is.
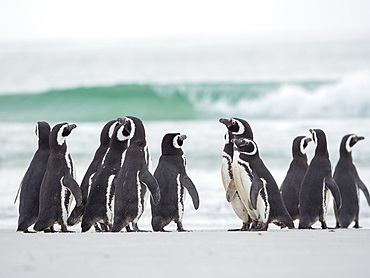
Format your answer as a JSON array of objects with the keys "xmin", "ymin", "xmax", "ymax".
[{"xmin": 1, "ymin": 228, "xmax": 369, "ymax": 278}]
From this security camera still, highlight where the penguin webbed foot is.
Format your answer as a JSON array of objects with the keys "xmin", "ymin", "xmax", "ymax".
[
  {"xmin": 61, "ymin": 225, "xmax": 75, "ymax": 233},
  {"xmin": 132, "ymin": 223, "xmax": 150, "ymax": 232}
]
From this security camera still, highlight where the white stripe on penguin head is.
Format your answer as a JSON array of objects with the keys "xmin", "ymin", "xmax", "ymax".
[
  {"xmin": 108, "ymin": 121, "xmax": 119, "ymax": 139},
  {"xmin": 57, "ymin": 124, "xmax": 69, "ymax": 146},
  {"xmin": 345, "ymin": 134, "xmax": 355, "ymax": 153},
  {"xmin": 233, "ymin": 119, "xmax": 245, "ymax": 136},
  {"xmin": 173, "ymin": 135, "xmax": 182, "ymax": 149},
  {"xmin": 300, "ymin": 137, "xmax": 308, "ymax": 154}
]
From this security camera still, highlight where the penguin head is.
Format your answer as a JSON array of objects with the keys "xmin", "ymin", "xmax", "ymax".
[
  {"xmin": 50, "ymin": 123, "xmax": 77, "ymax": 147},
  {"xmin": 219, "ymin": 117, "xmax": 253, "ymax": 139},
  {"xmin": 114, "ymin": 121, "xmax": 131, "ymax": 143},
  {"xmin": 121, "ymin": 116, "xmax": 146, "ymax": 146},
  {"xmin": 309, "ymin": 128, "xmax": 328, "ymax": 154},
  {"xmin": 232, "ymin": 138, "xmax": 258, "ymax": 156},
  {"xmin": 35, "ymin": 121, "xmax": 51, "ymax": 148},
  {"xmin": 100, "ymin": 120, "xmax": 119, "ymax": 146},
  {"xmin": 292, "ymin": 136, "xmax": 312, "ymax": 156},
  {"xmin": 161, "ymin": 133, "xmax": 186, "ymax": 155},
  {"xmin": 342, "ymin": 134, "xmax": 365, "ymax": 153}
]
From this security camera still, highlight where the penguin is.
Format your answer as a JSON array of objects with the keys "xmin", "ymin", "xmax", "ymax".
[
  {"xmin": 219, "ymin": 117, "xmax": 256, "ymax": 229},
  {"xmin": 111, "ymin": 116, "xmax": 160, "ymax": 232},
  {"xmin": 299, "ymin": 129, "xmax": 342, "ymax": 229},
  {"xmin": 81, "ymin": 120, "xmax": 129, "ymax": 232},
  {"xmin": 333, "ymin": 134, "xmax": 370, "ymax": 228},
  {"xmin": 233, "ymin": 138, "xmax": 294, "ymax": 231},
  {"xmin": 15, "ymin": 121, "xmax": 51, "ymax": 232},
  {"xmin": 151, "ymin": 133, "xmax": 199, "ymax": 232},
  {"xmin": 219, "ymin": 124, "xmax": 250, "ymax": 230},
  {"xmin": 67, "ymin": 120, "xmax": 119, "ymax": 227},
  {"xmin": 34, "ymin": 123, "xmax": 82, "ymax": 232},
  {"xmin": 280, "ymin": 136, "xmax": 312, "ymax": 220}
]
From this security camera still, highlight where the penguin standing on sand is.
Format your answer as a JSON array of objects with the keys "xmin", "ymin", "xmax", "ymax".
[
  {"xmin": 219, "ymin": 121, "xmax": 250, "ymax": 230},
  {"xmin": 68, "ymin": 120, "xmax": 119, "ymax": 227},
  {"xmin": 112, "ymin": 116, "xmax": 160, "ymax": 232},
  {"xmin": 219, "ymin": 117, "xmax": 257, "ymax": 229},
  {"xmin": 299, "ymin": 129, "xmax": 342, "ymax": 229},
  {"xmin": 81, "ymin": 120, "xmax": 129, "ymax": 232},
  {"xmin": 34, "ymin": 123, "xmax": 82, "ymax": 232},
  {"xmin": 334, "ymin": 134, "xmax": 370, "ymax": 228},
  {"xmin": 151, "ymin": 133, "xmax": 199, "ymax": 232},
  {"xmin": 15, "ymin": 121, "xmax": 51, "ymax": 232},
  {"xmin": 280, "ymin": 136, "xmax": 311, "ymax": 220},
  {"xmin": 233, "ymin": 138, "xmax": 294, "ymax": 231}
]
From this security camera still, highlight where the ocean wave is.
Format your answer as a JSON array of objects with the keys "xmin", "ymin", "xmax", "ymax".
[{"xmin": 1, "ymin": 72, "xmax": 369, "ymax": 122}]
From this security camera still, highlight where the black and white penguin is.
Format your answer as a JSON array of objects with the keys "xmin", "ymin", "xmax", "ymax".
[
  {"xmin": 34, "ymin": 123, "xmax": 82, "ymax": 232},
  {"xmin": 111, "ymin": 116, "xmax": 160, "ymax": 232},
  {"xmin": 233, "ymin": 138, "xmax": 294, "ymax": 231},
  {"xmin": 299, "ymin": 129, "xmax": 342, "ymax": 229},
  {"xmin": 68, "ymin": 120, "xmax": 119, "ymax": 227},
  {"xmin": 280, "ymin": 136, "xmax": 311, "ymax": 220},
  {"xmin": 219, "ymin": 117, "xmax": 257, "ymax": 228},
  {"xmin": 151, "ymin": 133, "xmax": 199, "ymax": 232},
  {"xmin": 219, "ymin": 121, "xmax": 250, "ymax": 230},
  {"xmin": 333, "ymin": 134, "xmax": 370, "ymax": 228},
  {"xmin": 15, "ymin": 121, "xmax": 51, "ymax": 232},
  {"xmin": 81, "ymin": 121, "xmax": 129, "ymax": 232}
]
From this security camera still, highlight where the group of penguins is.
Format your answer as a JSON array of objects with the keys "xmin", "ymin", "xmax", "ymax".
[
  {"xmin": 15, "ymin": 116, "xmax": 370, "ymax": 233},
  {"xmin": 220, "ymin": 117, "xmax": 370, "ymax": 231},
  {"xmin": 16, "ymin": 116, "xmax": 199, "ymax": 233}
]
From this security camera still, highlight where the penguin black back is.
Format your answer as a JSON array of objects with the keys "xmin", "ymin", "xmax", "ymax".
[
  {"xmin": 68, "ymin": 120, "xmax": 119, "ymax": 226},
  {"xmin": 299, "ymin": 129, "xmax": 341, "ymax": 229},
  {"xmin": 334, "ymin": 134, "xmax": 370, "ymax": 228},
  {"xmin": 280, "ymin": 136, "xmax": 311, "ymax": 220},
  {"xmin": 151, "ymin": 133, "xmax": 199, "ymax": 232},
  {"xmin": 34, "ymin": 123, "xmax": 82, "ymax": 232},
  {"xmin": 16, "ymin": 121, "xmax": 51, "ymax": 232}
]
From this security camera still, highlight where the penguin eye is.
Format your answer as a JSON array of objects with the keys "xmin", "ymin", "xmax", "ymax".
[{"xmin": 231, "ymin": 119, "xmax": 236, "ymax": 125}]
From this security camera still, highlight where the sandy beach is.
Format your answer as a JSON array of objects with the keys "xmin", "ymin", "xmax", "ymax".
[{"xmin": 1, "ymin": 228, "xmax": 369, "ymax": 278}]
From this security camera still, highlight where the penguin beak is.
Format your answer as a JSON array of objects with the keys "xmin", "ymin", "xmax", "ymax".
[
  {"xmin": 309, "ymin": 129, "xmax": 314, "ymax": 135},
  {"xmin": 306, "ymin": 137, "xmax": 312, "ymax": 143},
  {"xmin": 219, "ymin": 118, "xmax": 232, "ymax": 127},
  {"xmin": 117, "ymin": 118, "xmax": 125, "ymax": 124},
  {"xmin": 232, "ymin": 138, "xmax": 247, "ymax": 147},
  {"xmin": 68, "ymin": 124, "xmax": 77, "ymax": 131},
  {"xmin": 356, "ymin": 136, "xmax": 365, "ymax": 142},
  {"xmin": 180, "ymin": 134, "xmax": 187, "ymax": 141}
]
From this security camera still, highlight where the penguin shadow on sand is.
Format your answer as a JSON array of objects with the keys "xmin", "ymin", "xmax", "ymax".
[
  {"xmin": 299, "ymin": 129, "xmax": 342, "ymax": 230},
  {"xmin": 151, "ymin": 133, "xmax": 200, "ymax": 232},
  {"xmin": 33, "ymin": 123, "xmax": 82, "ymax": 233},
  {"xmin": 15, "ymin": 121, "xmax": 51, "ymax": 233},
  {"xmin": 333, "ymin": 134, "xmax": 370, "ymax": 228}
]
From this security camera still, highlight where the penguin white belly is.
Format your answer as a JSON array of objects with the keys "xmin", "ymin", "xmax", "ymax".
[
  {"xmin": 60, "ymin": 177, "xmax": 69, "ymax": 225},
  {"xmin": 106, "ymin": 175, "xmax": 115, "ymax": 225},
  {"xmin": 221, "ymin": 158, "xmax": 249, "ymax": 223},
  {"xmin": 176, "ymin": 174, "xmax": 185, "ymax": 220},
  {"xmin": 232, "ymin": 157, "xmax": 258, "ymax": 220},
  {"xmin": 132, "ymin": 171, "xmax": 143, "ymax": 224},
  {"xmin": 322, "ymin": 180, "xmax": 330, "ymax": 222},
  {"xmin": 256, "ymin": 178, "xmax": 270, "ymax": 224}
]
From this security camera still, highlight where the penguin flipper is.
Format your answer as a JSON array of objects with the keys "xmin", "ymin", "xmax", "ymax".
[
  {"xmin": 226, "ymin": 180, "xmax": 237, "ymax": 202},
  {"xmin": 357, "ymin": 178, "xmax": 370, "ymax": 206},
  {"xmin": 140, "ymin": 167, "xmax": 160, "ymax": 205},
  {"xmin": 62, "ymin": 174, "xmax": 83, "ymax": 206},
  {"xmin": 325, "ymin": 175, "xmax": 342, "ymax": 209},
  {"xmin": 250, "ymin": 173, "xmax": 263, "ymax": 210},
  {"xmin": 14, "ymin": 177, "xmax": 24, "ymax": 204},
  {"xmin": 180, "ymin": 173, "xmax": 200, "ymax": 210}
]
